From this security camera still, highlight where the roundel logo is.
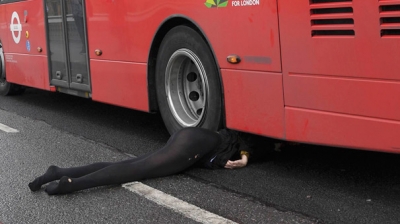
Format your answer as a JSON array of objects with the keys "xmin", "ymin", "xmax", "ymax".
[{"xmin": 9, "ymin": 11, "xmax": 22, "ymax": 44}]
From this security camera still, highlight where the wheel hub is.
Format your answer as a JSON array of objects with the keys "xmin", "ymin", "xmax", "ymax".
[{"xmin": 165, "ymin": 49, "xmax": 209, "ymax": 127}]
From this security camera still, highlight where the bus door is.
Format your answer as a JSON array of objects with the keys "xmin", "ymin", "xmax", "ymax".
[{"xmin": 45, "ymin": 0, "xmax": 90, "ymax": 94}]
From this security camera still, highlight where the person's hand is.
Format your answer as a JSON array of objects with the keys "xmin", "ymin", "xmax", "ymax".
[{"xmin": 224, "ymin": 154, "xmax": 248, "ymax": 169}]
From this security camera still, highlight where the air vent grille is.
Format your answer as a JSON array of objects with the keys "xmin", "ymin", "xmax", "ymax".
[
  {"xmin": 379, "ymin": 0, "xmax": 400, "ymax": 37},
  {"xmin": 310, "ymin": 0, "xmax": 354, "ymax": 37}
]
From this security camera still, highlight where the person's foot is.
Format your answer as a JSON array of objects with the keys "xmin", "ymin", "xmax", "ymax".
[
  {"xmin": 28, "ymin": 165, "xmax": 59, "ymax": 191},
  {"xmin": 45, "ymin": 176, "xmax": 74, "ymax": 195}
]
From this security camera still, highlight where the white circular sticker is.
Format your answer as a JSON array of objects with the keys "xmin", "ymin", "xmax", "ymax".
[{"xmin": 9, "ymin": 11, "xmax": 22, "ymax": 44}]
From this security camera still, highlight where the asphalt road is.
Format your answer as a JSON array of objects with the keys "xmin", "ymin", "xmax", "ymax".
[{"xmin": 0, "ymin": 88, "xmax": 399, "ymax": 224}]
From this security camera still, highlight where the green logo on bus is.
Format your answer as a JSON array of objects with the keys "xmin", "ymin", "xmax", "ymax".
[{"xmin": 205, "ymin": 0, "xmax": 228, "ymax": 8}]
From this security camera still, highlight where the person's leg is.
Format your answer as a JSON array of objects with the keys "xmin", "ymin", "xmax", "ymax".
[
  {"xmin": 28, "ymin": 156, "xmax": 147, "ymax": 191},
  {"xmin": 45, "ymin": 127, "xmax": 221, "ymax": 195}
]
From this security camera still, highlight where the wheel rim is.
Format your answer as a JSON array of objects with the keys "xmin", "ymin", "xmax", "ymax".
[{"xmin": 165, "ymin": 48, "xmax": 209, "ymax": 127}]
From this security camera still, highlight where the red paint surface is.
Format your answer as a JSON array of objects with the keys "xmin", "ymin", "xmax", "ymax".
[
  {"xmin": 285, "ymin": 74, "xmax": 400, "ymax": 121},
  {"xmin": 85, "ymin": 0, "xmax": 281, "ymax": 72},
  {"xmin": 1, "ymin": 0, "xmax": 49, "ymax": 90},
  {"xmin": 6, "ymin": 54, "xmax": 50, "ymax": 90},
  {"xmin": 279, "ymin": 1, "xmax": 400, "ymax": 108},
  {"xmin": 286, "ymin": 107, "xmax": 400, "ymax": 153},
  {"xmin": 278, "ymin": 0, "xmax": 400, "ymax": 151},
  {"xmin": 221, "ymin": 69, "xmax": 285, "ymax": 139},
  {"xmin": 3, "ymin": 1, "xmax": 47, "ymax": 55},
  {"xmin": 90, "ymin": 60, "xmax": 149, "ymax": 112}
]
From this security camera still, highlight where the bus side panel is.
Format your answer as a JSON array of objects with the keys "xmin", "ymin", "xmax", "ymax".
[
  {"xmin": 90, "ymin": 60, "xmax": 149, "ymax": 112},
  {"xmin": 278, "ymin": 0, "xmax": 400, "ymax": 150},
  {"xmin": 6, "ymin": 54, "xmax": 50, "ymax": 89},
  {"xmin": 0, "ymin": 4, "xmax": 8, "ymax": 46},
  {"xmin": 221, "ymin": 69, "xmax": 285, "ymax": 138},
  {"xmin": 3, "ymin": 0, "xmax": 50, "ymax": 90},
  {"xmin": 85, "ymin": 0, "xmax": 281, "ymax": 72},
  {"xmin": 195, "ymin": 0, "xmax": 282, "ymax": 72},
  {"xmin": 286, "ymin": 107, "xmax": 400, "ymax": 153},
  {"xmin": 285, "ymin": 74, "xmax": 400, "ymax": 121},
  {"xmin": 4, "ymin": 1, "xmax": 47, "ymax": 56},
  {"xmin": 279, "ymin": 1, "xmax": 400, "ymax": 121}
]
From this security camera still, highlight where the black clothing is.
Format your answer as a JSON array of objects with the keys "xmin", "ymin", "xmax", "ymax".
[
  {"xmin": 29, "ymin": 127, "xmax": 221, "ymax": 195},
  {"xmin": 28, "ymin": 127, "xmax": 253, "ymax": 195},
  {"xmin": 198, "ymin": 129, "xmax": 253, "ymax": 169}
]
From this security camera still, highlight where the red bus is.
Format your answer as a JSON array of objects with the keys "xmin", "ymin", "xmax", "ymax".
[{"xmin": 0, "ymin": 0, "xmax": 399, "ymax": 153}]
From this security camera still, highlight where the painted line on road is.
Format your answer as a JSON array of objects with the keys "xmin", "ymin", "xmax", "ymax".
[
  {"xmin": 0, "ymin": 123, "xmax": 19, "ymax": 133},
  {"xmin": 123, "ymin": 182, "xmax": 237, "ymax": 224}
]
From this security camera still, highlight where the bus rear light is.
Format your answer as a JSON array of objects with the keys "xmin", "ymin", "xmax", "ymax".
[
  {"xmin": 227, "ymin": 55, "xmax": 241, "ymax": 64},
  {"xmin": 37, "ymin": 47, "xmax": 42, "ymax": 53}
]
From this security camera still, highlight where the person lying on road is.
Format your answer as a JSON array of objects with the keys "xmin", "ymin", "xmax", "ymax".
[{"xmin": 28, "ymin": 127, "xmax": 259, "ymax": 195}]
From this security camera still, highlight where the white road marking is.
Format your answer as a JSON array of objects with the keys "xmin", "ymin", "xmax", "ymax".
[
  {"xmin": 0, "ymin": 123, "xmax": 19, "ymax": 133},
  {"xmin": 123, "ymin": 182, "xmax": 237, "ymax": 224}
]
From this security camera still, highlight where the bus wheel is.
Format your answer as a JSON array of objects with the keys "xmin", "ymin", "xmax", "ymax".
[
  {"xmin": 0, "ymin": 45, "xmax": 25, "ymax": 96},
  {"xmin": 0, "ymin": 49, "xmax": 12, "ymax": 96},
  {"xmin": 0, "ymin": 78, "xmax": 25, "ymax": 96},
  {"xmin": 156, "ymin": 26, "xmax": 223, "ymax": 134},
  {"xmin": 0, "ymin": 77, "xmax": 12, "ymax": 96}
]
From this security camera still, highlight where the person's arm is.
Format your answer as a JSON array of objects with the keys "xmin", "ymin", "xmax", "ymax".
[{"xmin": 224, "ymin": 150, "xmax": 249, "ymax": 169}]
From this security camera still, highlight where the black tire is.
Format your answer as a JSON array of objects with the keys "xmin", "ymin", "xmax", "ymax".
[
  {"xmin": 155, "ymin": 26, "xmax": 223, "ymax": 134},
  {"xmin": 0, "ymin": 44, "xmax": 25, "ymax": 96},
  {"xmin": 0, "ymin": 78, "xmax": 25, "ymax": 96},
  {"xmin": 0, "ymin": 80, "xmax": 12, "ymax": 96},
  {"xmin": 0, "ymin": 78, "xmax": 12, "ymax": 96}
]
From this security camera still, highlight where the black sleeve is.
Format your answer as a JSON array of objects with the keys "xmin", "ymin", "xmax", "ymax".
[
  {"xmin": 201, "ymin": 129, "xmax": 243, "ymax": 169},
  {"xmin": 238, "ymin": 132, "xmax": 276, "ymax": 162},
  {"xmin": 237, "ymin": 133, "xmax": 255, "ymax": 156}
]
